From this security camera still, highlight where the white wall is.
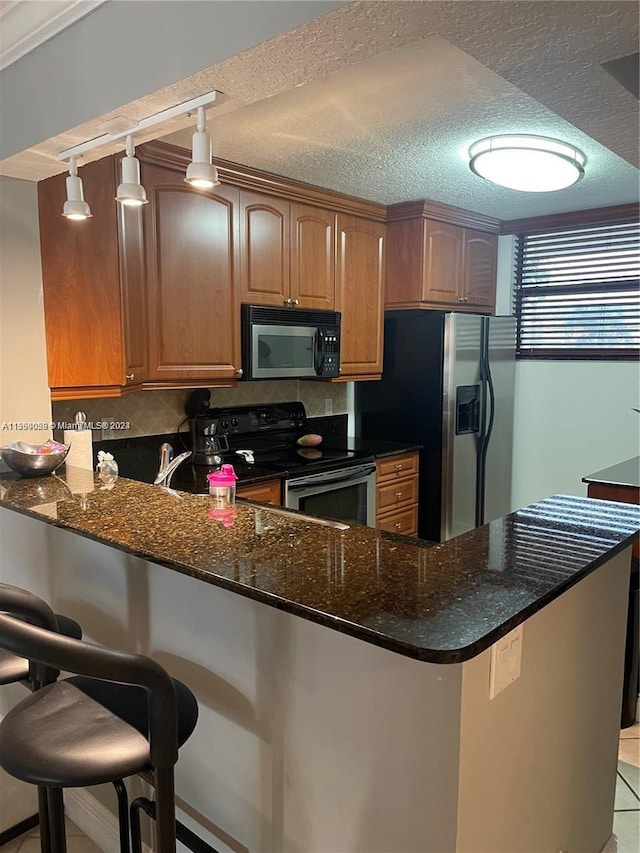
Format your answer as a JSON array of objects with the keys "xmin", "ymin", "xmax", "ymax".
[
  {"xmin": 0, "ymin": 176, "xmax": 52, "ymax": 446},
  {"xmin": 495, "ymin": 234, "xmax": 640, "ymax": 511},
  {"xmin": 0, "ymin": 0, "xmax": 345, "ymax": 159},
  {"xmin": 512, "ymin": 359, "xmax": 640, "ymax": 509}
]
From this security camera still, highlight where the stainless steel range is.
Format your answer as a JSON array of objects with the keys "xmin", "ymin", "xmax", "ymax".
[{"xmin": 188, "ymin": 401, "xmax": 376, "ymax": 527}]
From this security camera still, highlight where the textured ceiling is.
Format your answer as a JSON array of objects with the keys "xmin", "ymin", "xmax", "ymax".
[{"xmin": 2, "ymin": 0, "xmax": 638, "ymax": 220}]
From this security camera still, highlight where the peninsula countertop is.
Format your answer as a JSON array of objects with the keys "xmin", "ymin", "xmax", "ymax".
[
  {"xmin": 1, "ymin": 470, "xmax": 638, "ymax": 664},
  {"xmin": 583, "ymin": 456, "xmax": 640, "ymax": 490}
]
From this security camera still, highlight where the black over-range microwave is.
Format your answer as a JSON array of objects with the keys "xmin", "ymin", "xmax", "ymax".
[{"xmin": 241, "ymin": 304, "xmax": 341, "ymax": 381}]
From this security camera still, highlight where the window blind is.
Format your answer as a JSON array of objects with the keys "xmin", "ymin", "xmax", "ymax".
[{"xmin": 515, "ymin": 220, "xmax": 640, "ymax": 359}]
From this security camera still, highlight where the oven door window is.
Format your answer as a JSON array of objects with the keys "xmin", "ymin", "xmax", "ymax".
[
  {"xmin": 286, "ymin": 475, "xmax": 375, "ymax": 527},
  {"xmin": 295, "ymin": 481, "xmax": 370, "ymax": 527},
  {"xmin": 253, "ymin": 324, "xmax": 315, "ymax": 378}
]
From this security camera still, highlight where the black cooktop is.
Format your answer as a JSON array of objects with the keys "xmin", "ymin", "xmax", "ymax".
[{"xmin": 188, "ymin": 402, "xmax": 372, "ymax": 477}]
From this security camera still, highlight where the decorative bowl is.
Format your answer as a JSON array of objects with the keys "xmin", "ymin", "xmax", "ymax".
[{"xmin": 0, "ymin": 441, "xmax": 70, "ymax": 477}]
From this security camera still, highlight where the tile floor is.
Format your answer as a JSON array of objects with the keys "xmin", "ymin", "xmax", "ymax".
[
  {"xmin": 0, "ymin": 726, "xmax": 638, "ymax": 851},
  {"xmin": 615, "ymin": 720, "xmax": 640, "ymax": 852}
]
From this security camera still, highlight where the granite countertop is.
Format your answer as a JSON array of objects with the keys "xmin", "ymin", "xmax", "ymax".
[
  {"xmin": 582, "ymin": 456, "xmax": 640, "ymax": 490},
  {"xmin": 1, "ymin": 470, "xmax": 638, "ymax": 664}
]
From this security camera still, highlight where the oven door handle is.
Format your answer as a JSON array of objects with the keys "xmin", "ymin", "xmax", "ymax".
[{"xmin": 286, "ymin": 463, "xmax": 376, "ymax": 491}]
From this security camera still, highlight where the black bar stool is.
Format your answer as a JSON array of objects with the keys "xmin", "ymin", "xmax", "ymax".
[
  {"xmin": 0, "ymin": 584, "xmax": 82, "ymax": 850},
  {"xmin": 0, "ymin": 588, "xmax": 217, "ymax": 853}
]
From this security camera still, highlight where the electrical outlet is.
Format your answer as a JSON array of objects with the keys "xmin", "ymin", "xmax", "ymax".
[
  {"xmin": 489, "ymin": 624, "xmax": 523, "ymax": 699},
  {"xmin": 324, "ymin": 398, "xmax": 333, "ymax": 415},
  {"xmin": 101, "ymin": 416, "xmax": 116, "ymax": 441}
]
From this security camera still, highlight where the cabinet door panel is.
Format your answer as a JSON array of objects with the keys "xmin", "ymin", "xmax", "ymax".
[
  {"xmin": 463, "ymin": 229, "xmax": 497, "ymax": 312},
  {"xmin": 240, "ymin": 191, "xmax": 289, "ymax": 306},
  {"xmin": 237, "ymin": 479, "xmax": 282, "ymax": 506},
  {"xmin": 423, "ymin": 221, "xmax": 463, "ymax": 305},
  {"xmin": 39, "ymin": 156, "xmax": 125, "ymax": 391},
  {"xmin": 145, "ymin": 168, "xmax": 240, "ymax": 380},
  {"xmin": 290, "ymin": 203, "xmax": 335, "ymax": 309},
  {"xmin": 118, "ymin": 201, "xmax": 148, "ymax": 386},
  {"xmin": 336, "ymin": 215, "xmax": 385, "ymax": 378}
]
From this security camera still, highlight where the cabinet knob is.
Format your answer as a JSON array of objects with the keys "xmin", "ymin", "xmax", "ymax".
[
  {"xmin": 395, "ymin": 463, "xmax": 403, "ymax": 471},
  {"xmin": 458, "ymin": 296, "xmax": 465, "ymax": 303},
  {"xmin": 395, "ymin": 491, "xmax": 403, "ymax": 498},
  {"xmin": 395, "ymin": 522, "xmax": 402, "ymax": 529},
  {"xmin": 292, "ymin": 299, "xmax": 299, "ymax": 306},
  {"xmin": 126, "ymin": 373, "xmax": 135, "ymax": 381},
  {"xmin": 284, "ymin": 298, "xmax": 291, "ymax": 306},
  {"xmin": 235, "ymin": 368, "xmax": 243, "ymax": 377}
]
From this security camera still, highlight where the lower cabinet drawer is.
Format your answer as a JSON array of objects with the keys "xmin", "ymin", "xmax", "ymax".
[
  {"xmin": 376, "ymin": 475, "xmax": 418, "ymax": 513},
  {"xmin": 236, "ymin": 479, "xmax": 282, "ymax": 506},
  {"xmin": 376, "ymin": 506, "xmax": 418, "ymax": 537}
]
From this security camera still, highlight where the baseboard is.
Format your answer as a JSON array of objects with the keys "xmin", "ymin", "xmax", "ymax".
[
  {"xmin": 64, "ymin": 787, "xmax": 153, "ymax": 853},
  {"xmin": 599, "ymin": 833, "xmax": 618, "ymax": 853}
]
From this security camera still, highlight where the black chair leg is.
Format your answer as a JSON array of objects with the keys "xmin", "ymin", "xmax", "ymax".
[
  {"xmin": 46, "ymin": 788, "xmax": 66, "ymax": 853},
  {"xmin": 129, "ymin": 797, "xmax": 146, "ymax": 853},
  {"xmin": 38, "ymin": 786, "xmax": 51, "ymax": 853},
  {"xmin": 130, "ymin": 795, "xmax": 221, "ymax": 853},
  {"xmin": 112, "ymin": 779, "xmax": 131, "ymax": 853},
  {"xmin": 0, "ymin": 812, "xmax": 40, "ymax": 847}
]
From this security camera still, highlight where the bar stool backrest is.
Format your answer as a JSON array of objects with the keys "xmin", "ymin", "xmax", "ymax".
[{"xmin": 0, "ymin": 609, "xmax": 179, "ymax": 770}]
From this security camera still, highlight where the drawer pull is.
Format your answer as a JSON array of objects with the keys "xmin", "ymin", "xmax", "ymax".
[
  {"xmin": 395, "ymin": 491, "xmax": 403, "ymax": 498},
  {"xmin": 395, "ymin": 522, "xmax": 402, "ymax": 529},
  {"xmin": 395, "ymin": 463, "xmax": 403, "ymax": 471}
]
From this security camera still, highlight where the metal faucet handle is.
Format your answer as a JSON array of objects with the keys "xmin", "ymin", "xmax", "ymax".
[
  {"xmin": 235, "ymin": 449, "xmax": 254, "ymax": 464},
  {"xmin": 154, "ymin": 449, "xmax": 192, "ymax": 487},
  {"xmin": 159, "ymin": 442, "xmax": 173, "ymax": 470}
]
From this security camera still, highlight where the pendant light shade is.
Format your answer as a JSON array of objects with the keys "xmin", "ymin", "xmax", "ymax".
[
  {"xmin": 115, "ymin": 136, "xmax": 148, "ymax": 206},
  {"xmin": 468, "ymin": 134, "xmax": 586, "ymax": 192},
  {"xmin": 62, "ymin": 157, "xmax": 92, "ymax": 220},
  {"xmin": 185, "ymin": 107, "xmax": 219, "ymax": 189}
]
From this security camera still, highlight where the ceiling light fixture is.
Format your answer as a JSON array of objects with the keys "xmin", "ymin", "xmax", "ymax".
[
  {"xmin": 62, "ymin": 157, "xmax": 92, "ymax": 220},
  {"xmin": 115, "ymin": 135, "xmax": 148, "ymax": 206},
  {"xmin": 57, "ymin": 90, "xmax": 222, "ymax": 220},
  {"xmin": 184, "ymin": 106, "xmax": 219, "ymax": 189},
  {"xmin": 468, "ymin": 134, "xmax": 586, "ymax": 192}
]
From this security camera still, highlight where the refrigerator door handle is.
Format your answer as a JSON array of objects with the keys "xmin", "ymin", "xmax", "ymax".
[{"xmin": 475, "ymin": 317, "xmax": 494, "ymax": 527}]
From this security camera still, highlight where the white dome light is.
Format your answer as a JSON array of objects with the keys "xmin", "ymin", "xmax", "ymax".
[
  {"xmin": 185, "ymin": 106, "xmax": 220, "ymax": 189},
  {"xmin": 116, "ymin": 135, "xmax": 148, "ymax": 207},
  {"xmin": 62, "ymin": 157, "xmax": 92, "ymax": 220},
  {"xmin": 468, "ymin": 134, "xmax": 586, "ymax": 192}
]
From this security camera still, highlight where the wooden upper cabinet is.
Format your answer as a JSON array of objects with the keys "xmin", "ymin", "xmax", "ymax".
[
  {"xmin": 239, "ymin": 193, "xmax": 336, "ymax": 310},
  {"xmin": 463, "ymin": 229, "xmax": 498, "ymax": 310},
  {"xmin": 423, "ymin": 221, "xmax": 463, "ymax": 306},
  {"xmin": 38, "ymin": 155, "xmax": 147, "ymax": 399},
  {"xmin": 335, "ymin": 214, "xmax": 385, "ymax": 379},
  {"xmin": 143, "ymin": 164, "xmax": 241, "ymax": 383},
  {"xmin": 239, "ymin": 190, "xmax": 289, "ymax": 306},
  {"xmin": 290, "ymin": 203, "xmax": 335, "ymax": 309},
  {"xmin": 385, "ymin": 202, "xmax": 500, "ymax": 314}
]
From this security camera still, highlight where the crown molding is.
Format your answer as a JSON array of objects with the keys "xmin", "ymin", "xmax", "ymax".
[{"xmin": 0, "ymin": 0, "xmax": 106, "ymax": 71}]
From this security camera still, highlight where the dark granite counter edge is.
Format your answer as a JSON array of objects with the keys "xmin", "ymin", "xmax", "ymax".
[
  {"xmin": 582, "ymin": 456, "xmax": 640, "ymax": 490},
  {"xmin": 1, "ymin": 489, "xmax": 637, "ymax": 665}
]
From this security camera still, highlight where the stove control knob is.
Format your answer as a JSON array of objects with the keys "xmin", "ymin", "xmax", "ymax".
[
  {"xmin": 220, "ymin": 419, "xmax": 229, "ymax": 431},
  {"xmin": 231, "ymin": 417, "xmax": 239, "ymax": 428}
]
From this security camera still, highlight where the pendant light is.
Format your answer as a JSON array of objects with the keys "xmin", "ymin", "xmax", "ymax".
[
  {"xmin": 115, "ymin": 135, "xmax": 148, "ymax": 206},
  {"xmin": 468, "ymin": 134, "xmax": 586, "ymax": 192},
  {"xmin": 184, "ymin": 106, "xmax": 219, "ymax": 189},
  {"xmin": 62, "ymin": 157, "xmax": 92, "ymax": 220}
]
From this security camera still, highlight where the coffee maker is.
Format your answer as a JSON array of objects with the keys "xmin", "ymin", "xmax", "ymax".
[{"xmin": 186, "ymin": 389, "xmax": 226, "ymax": 466}]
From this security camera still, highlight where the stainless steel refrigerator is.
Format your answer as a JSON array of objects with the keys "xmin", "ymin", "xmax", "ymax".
[{"xmin": 355, "ymin": 311, "xmax": 516, "ymax": 542}]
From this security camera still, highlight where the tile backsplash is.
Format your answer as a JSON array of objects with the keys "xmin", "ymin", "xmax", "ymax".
[{"xmin": 52, "ymin": 381, "xmax": 348, "ymax": 440}]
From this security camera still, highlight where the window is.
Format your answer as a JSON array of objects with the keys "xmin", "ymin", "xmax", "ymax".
[{"xmin": 515, "ymin": 220, "xmax": 640, "ymax": 359}]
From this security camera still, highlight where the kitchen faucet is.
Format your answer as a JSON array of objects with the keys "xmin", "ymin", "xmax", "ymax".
[{"xmin": 154, "ymin": 443, "xmax": 192, "ymax": 487}]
